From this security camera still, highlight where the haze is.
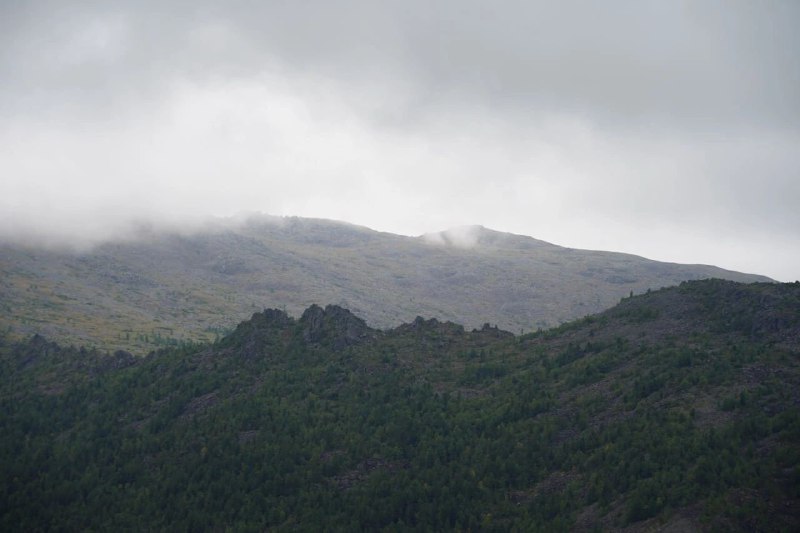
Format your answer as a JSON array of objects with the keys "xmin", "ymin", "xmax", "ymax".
[{"xmin": 1, "ymin": 1, "xmax": 798, "ymax": 281}]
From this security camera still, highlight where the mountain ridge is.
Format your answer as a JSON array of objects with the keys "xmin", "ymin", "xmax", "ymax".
[{"xmin": 0, "ymin": 215, "xmax": 772, "ymax": 353}]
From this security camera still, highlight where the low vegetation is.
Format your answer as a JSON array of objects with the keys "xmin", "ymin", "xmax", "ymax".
[{"xmin": 0, "ymin": 217, "xmax": 771, "ymax": 352}]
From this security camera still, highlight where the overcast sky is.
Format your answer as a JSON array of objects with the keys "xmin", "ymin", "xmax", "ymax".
[{"xmin": 1, "ymin": 1, "xmax": 798, "ymax": 280}]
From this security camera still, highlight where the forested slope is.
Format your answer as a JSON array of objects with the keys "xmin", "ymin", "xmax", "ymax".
[{"xmin": 1, "ymin": 280, "xmax": 798, "ymax": 531}]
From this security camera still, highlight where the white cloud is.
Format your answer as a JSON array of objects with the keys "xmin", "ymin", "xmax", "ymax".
[{"xmin": 0, "ymin": 1, "xmax": 798, "ymax": 281}]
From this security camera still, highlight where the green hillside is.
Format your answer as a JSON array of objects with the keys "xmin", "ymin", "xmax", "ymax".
[
  {"xmin": 0, "ymin": 216, "xmax": 772, "ymax": 353},
  {"xmin": 1, "ymin": 279, "xmax": 798, "ymax": 531}
]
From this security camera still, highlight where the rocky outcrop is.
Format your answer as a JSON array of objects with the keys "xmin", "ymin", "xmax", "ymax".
[
  {"xmin": 300, "ymin": 304, "xmax": 375, "ymax": 350},
  {"xmin": 225, "ymin": 308, "xmax": 295, "ymax": 359}
]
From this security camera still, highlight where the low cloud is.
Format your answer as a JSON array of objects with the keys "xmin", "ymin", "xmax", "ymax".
[
  {"xmin": 0, "ymin": 1, "xmax": 798, "ymax": 281},
  {"xmin": 423, "ymin": 225, "xmax": 485, "ymax": 249}
]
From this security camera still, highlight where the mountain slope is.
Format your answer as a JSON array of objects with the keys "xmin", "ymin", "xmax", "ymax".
[
  {"xmin": 1, "ymin": 280, "xmax": 798, "ymax": 531},
  {"xmin": 0, "ymin": 216, "xmax": 772, "ymax": 353}
]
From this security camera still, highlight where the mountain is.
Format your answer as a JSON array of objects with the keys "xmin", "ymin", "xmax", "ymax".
[
  {"xmin": 0, "ymin": 215, "xmax": 772, "ymax": 353},
  {"xmin": 1, "ymin": 279, "xmax": 798, "ymax": 531}
]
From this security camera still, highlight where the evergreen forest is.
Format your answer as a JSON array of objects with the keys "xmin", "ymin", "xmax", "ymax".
[{"xmin": 1, "ymin": 280, "xmax": 798, "ymax": 531}]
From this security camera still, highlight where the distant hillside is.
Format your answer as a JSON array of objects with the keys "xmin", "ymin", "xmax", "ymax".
[
  {"xmin": 0, "ymin": 215, "xmax": 771, "ymax": 353},
  {"xmin": 1, "ymin": 280, "xmax": 798, "ymax": 531}
]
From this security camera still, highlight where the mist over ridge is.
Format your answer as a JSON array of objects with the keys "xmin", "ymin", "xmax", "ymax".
[
  {"xmin": 0, "ymin": 214, "xmax": 772, "ymax": 354},
  {"xmin": 1, "ymin": 2, "xmax": 799, "ymax": 282}
]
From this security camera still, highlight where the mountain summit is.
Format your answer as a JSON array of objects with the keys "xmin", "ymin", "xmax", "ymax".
[{"xmin": 421, "ymin": 225, "xmax": 553, "ymax": 250}]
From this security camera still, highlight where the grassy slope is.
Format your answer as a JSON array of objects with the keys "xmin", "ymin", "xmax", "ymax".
[{"xmin": 0, "ymin": 216, "xmax": 772, "ymax": 353}]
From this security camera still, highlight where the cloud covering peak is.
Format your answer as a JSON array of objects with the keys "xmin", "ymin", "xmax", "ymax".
[{"xmin": 1, "ymin": 1, "xmax": 798, "ymax": 280}]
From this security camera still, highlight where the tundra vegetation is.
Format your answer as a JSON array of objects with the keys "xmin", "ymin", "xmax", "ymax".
[{"xmin": 0, "ymin": 217, "xmax": 771, "ymax": 353}]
